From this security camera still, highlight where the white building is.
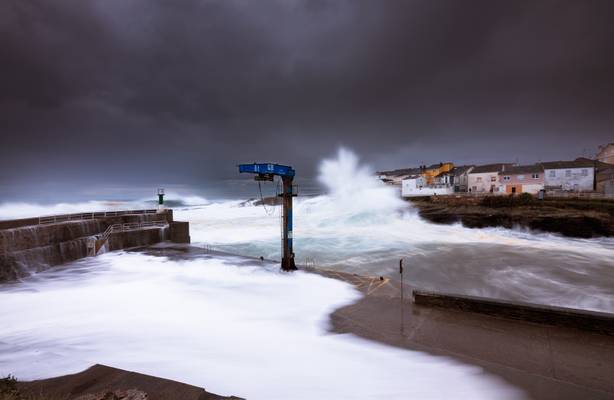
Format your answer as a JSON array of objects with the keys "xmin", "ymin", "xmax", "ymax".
[
  {"xmin": 401, "ymin": 176, "xmax": 454, "ymax": 197},
  {"xmin": 451, "ymin": 165, "xmax": 474, "ymax": 192},
  {"xmin": 467, "ymin": 163, "xmax": 512, "ymax": 194},
  {"xmin": 541, "ymin": 159, "xmax": 595, "ymax": 192},
  {"xmin": 498, "ymin": 164, "xmax": 544, "ymax": 194},
  {"xmin": 376, "ymin": 168, "xmax": 422, "ymax": 185}
]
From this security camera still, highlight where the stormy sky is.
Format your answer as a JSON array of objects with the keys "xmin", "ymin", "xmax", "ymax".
[{"xmin": 1, "ymin": 0, "xmax": 613, "ymax": 195}]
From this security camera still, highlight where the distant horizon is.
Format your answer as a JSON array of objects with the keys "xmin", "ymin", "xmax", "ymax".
[{"xmin": 2, "ymin": 143, "xmax": 612, "ymax": 203}]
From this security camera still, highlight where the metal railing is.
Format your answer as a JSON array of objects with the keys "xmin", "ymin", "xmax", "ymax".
[
  {"xmin": 99, "ymin": 220, "xmax": 168, "ymax": 241},
  {"xmin": 38, "ymin": 209, "xmax": 159, "ymax": 225}
]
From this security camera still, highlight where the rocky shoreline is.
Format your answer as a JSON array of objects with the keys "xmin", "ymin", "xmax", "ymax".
[{"xmin": 408, "ymin": 196, "xmax": 614, "ymax": 238}]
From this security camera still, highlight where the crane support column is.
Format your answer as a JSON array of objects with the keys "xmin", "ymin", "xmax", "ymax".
[
  {"xmin": 238, "ymin": 163, "xmax": 298, "ymax": 271},
  {"xmin": 280, "ymin": 175, "xmax": 297, "ymax": 271}
]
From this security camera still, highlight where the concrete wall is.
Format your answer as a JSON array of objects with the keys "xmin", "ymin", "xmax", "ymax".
[
  {"xmin": 1, "ymin": 237, "xmax": 92, "ymax": 281},
  {"xmin": 544, "ymin": 167, "xmax": 594, "ymax": 191},
  {"xmin": 499, "ymin": 172, "xmax": 544, "ymax": 186},
  {"xmin": 597, "ymin": 144, "xmax": 614, "ymax": 164},
  {"xmin": 500, "ymin": 183, "xmax": 543, "ymax": 194},
  {"xmin": 453, "ymin": 172, "xmax": 471, "ymax": 192},
  {"xmin": 169, "ymin": 221, "xmax": 191, "ymax": 243},
  {"xmin": 596, "ymin": 167, "xmax": 614, "ymax": 194},
  {"xmin": 401, "ymin": 179, "xmax": 454, "ymax": 197},
  {"xmin": 0, "ymin": 220, "xmax": 104, "ymax": 254},
  {"xmin": 0, "ymin": 217, "xmax": 41, "ymax": 230},
  {"xmin": 468, "ymin": 172, "xmax": 501, "ymax": 193},
  {"xmin": 499, "ymin": 172, "xmax": 544, "ymax": 194},
  {"xmin": 413, "ymin": 289, "xmax": 614, "ymax": 335},
  {"xmin": 107, "ymin": 227, "xmax": 170, "ymax": 251},
  {"xmin": 0, "ymin": 210, "xmax": 187, "ymax": 282}
]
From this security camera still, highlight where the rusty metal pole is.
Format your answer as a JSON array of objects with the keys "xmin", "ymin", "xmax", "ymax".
[
  {"xmin": 400, "ymin": 258, "xmax": 404, "ymax": 335},
  {"xmin": 281, "ymin": 176, "xmax": 297, "ymax": 271}
]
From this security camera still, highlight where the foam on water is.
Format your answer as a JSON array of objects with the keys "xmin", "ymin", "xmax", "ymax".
[
  {"xmin": 174, "ymin": 148, "xmax": 614, "ymax": 312},
  {"xmin": 0, "ymin": 201, "xmax": 128, "ymax": 220},
  {"xmin": 0, "ymin": 148, "xmax": 612, "ymax": 397},
  {"xmin": 1, "ymin": 149, "xmax": 613, "ymax": 311},
  {"xmin": 0, "ymin": 252, "xmax": 522, "ymax": 399},
  {"xmin": 0, "ymin": 193, "xmax": 209, "ymax": 221}
]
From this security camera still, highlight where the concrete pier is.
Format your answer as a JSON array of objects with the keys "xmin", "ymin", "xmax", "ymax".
[{"xmin": 0, "ymin": 209, "xmax": 190, "ymax": 282}]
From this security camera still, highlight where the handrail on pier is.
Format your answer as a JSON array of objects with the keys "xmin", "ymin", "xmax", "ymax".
[
  {"xmin": 99, "ymin": 220, "xmax": 168, "ymax": 241},
  {"xmin": 38, "ymin": 209, "xmax": 159, "ymax": 225}
]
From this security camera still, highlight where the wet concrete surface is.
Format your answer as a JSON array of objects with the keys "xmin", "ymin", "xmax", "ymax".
[{"xmin": 314, "ymin": 268, "xmax": 614, "ymax": 400}]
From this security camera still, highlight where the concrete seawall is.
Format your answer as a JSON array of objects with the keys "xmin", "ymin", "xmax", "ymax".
[
  {"xmin": 413, "ymin": 289, "xmax": 614, "ymax": 336},
  {"xmin": 0, "ymin": 209, "xmax": 190, "ymax": 282}
]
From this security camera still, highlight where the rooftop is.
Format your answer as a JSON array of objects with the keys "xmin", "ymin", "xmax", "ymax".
[
  {"xmin": 541, "ymin": 158, "xmax": 597, "ymax": 169},
  {"xmin": 499, "ymin": 164, "xmax": 543, "ymax": 175},
  {"xmin": 376, "ymin": 167, "xmax": 422, "ymax": 177},
  {"xmin": 451, "ymin": 165, "xmax": 474, "ymax": 175},
  {"xmin": 470, "ymin": 163, "xmax": 514, "ymax": 174}
]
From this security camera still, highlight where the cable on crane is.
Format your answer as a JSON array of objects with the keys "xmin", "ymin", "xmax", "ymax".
[{"xmin": 258, "ymin": 179, "xmax": 276, "ymax": 216}]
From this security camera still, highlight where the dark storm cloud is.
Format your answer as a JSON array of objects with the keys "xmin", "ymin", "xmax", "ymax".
[{"xmin": 1, "ymin": 0, "xmax": 613, "ymax": 190}]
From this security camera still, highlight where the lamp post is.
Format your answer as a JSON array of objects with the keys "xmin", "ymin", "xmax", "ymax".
[{"xmin": 157, "ymin": 188, "xmax": 165, "ymax": 209}]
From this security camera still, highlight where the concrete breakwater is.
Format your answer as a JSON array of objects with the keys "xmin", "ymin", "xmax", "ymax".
[{"xmin": 0, "ymin": 209, "xmax": 190, "ymax": 282}]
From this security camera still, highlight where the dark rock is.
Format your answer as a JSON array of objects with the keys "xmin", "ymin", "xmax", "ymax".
[{"xmin": 410, "ymin": 197, "xmax": 614, "ymax": 238}]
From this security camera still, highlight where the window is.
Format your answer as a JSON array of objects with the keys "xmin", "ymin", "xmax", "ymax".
[
  {"xmin": 517, "ymin": 175, "xmax": 525, "ymax": 181},
  {"xmin": 503, "ymin": 176, "xmax": 511, "ymax": 181},
  {"xmin": 549, "ymin": 170, "xmax": 555, "ymax": 178},
  {"xmin": 582, "ymin": 169, "xmax": 588, "ymax": 176},
  {"xmin": 565, "ymin": 170, "xmax": 571, "ymax": 177},
  {"xmin": 532, "ymin": 173, "xmax": 539, "ymax": 179},
  {"xmin": 476, "ymin": 177, "xmax": 482, "ymax": 182},
  {"xmin": 491, "ymin": 176, "xmax": 497, "ymax": 182}
]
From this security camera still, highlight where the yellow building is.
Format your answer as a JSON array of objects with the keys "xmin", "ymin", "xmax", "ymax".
[{"xmin": 420, "ymin": 162, "xmax": 454, "ymax": 185}]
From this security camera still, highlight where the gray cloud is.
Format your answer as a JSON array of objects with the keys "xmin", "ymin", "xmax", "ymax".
[{"xmin": 1, "ymin": 0, "xmax": 613, "ymax": 194}]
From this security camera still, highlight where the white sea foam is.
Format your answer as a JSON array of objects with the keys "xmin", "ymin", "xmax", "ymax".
[
  {"xmin": 1, "ymin": 148, "xmax": 614, "ymax": 311},
  {"xmin": 0, "ymin": 201, "xmax": 131, "ymax": 220},
  {"xmin": 0, "ymin": 148, "xmax": 612, "ymax": 397},
  {"xmin": 174, "ymin": 148, "xmax": 614, "ymax": 312},
  {"xmin": 0, "ymin": 252, "xmax": 523, "ymax": 399},
  {"xmin": 0, "ymin": 193, "xmax": 208, "ymax": 221}
]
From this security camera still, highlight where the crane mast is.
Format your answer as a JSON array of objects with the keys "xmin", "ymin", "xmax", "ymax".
[{"xmin": 238, "ymin": 163, "xmax": 297, "ymax": 271}]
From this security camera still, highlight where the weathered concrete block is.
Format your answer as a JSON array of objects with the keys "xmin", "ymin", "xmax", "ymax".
[
  {"xmin": 169, "ymin": 221, "xmax": 190, "ymax": 243},
  {"xmin": 413, "ymin": 289, "xmax": 614, "ymax": 335},
  {"xmin": 107, "ymin": 227, "xmax": 167, "ymax": 251}
]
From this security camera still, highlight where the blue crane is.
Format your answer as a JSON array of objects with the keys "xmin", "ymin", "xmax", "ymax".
[{"xmin": 238, "ymin": 163, "xmax": 297, "ymax": 271}]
